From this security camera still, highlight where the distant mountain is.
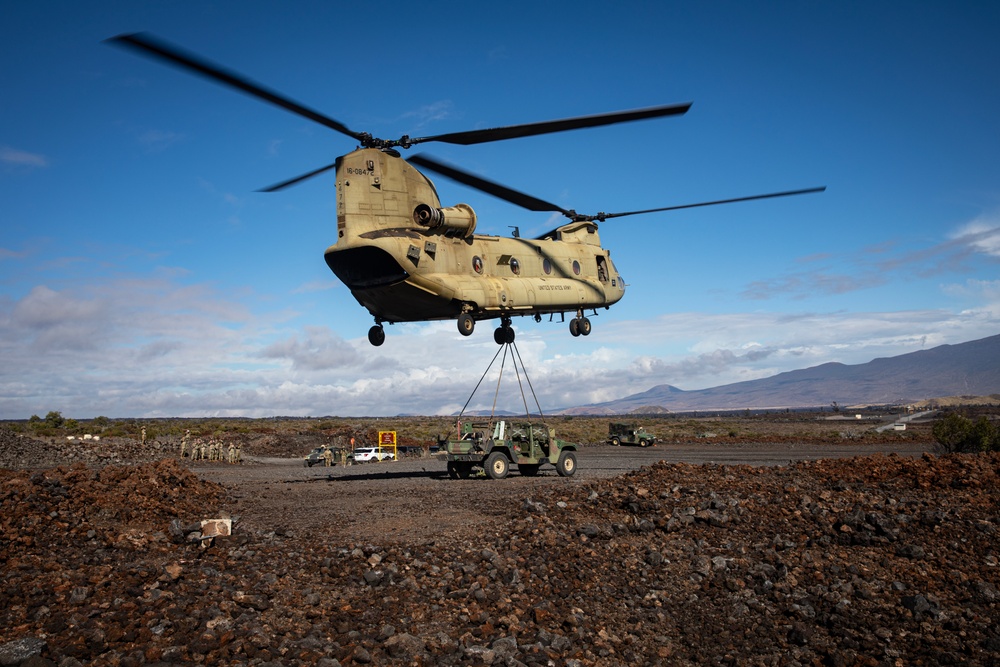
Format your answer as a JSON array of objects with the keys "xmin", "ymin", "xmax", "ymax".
[{"xmin": 562, "ymin": 333, "xmax": 1000, "ymax": 414}]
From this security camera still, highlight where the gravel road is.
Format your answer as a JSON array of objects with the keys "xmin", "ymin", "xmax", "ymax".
[{"xmin": 193, "ymin": 441, "xmax": 933, "ymax": 546}]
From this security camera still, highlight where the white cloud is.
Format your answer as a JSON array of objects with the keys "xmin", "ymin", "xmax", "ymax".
[
  {"xmin": 952, "ymin": 215, "xmax": 1000, "ymax": 258},
  {"xmin": 2, "ymin": 263, "xmax": 998, "ymax": 419},
  {"xmin": 138, "ymin": 129, "xmax": 184, "ymax": 152},
  {"xmin": 1, "ymin": 146, "xmax": 48, "ymax": 168}
]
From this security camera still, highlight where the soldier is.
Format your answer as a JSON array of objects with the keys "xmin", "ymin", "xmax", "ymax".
[
  {"xmin": 180, "ymin": 429, "xmax": 190, "ymax": 458},
  {"xmin": 323, "ymin": 447, "xmax": 333, "ymax": 467},
  {"xmin": 199, "ymin": 440, "xmax": 207, "ymax": 461},
  {"xmin": 228, "ymin": 442, "xmax": 236, "ymax": 464},
  {"xmin": 235, "ymin": 443, "xmax": 242, "ymax": 464},
  {"xmin": 141, "ymin": 426, "xmax": 147, "ymax": 446}
]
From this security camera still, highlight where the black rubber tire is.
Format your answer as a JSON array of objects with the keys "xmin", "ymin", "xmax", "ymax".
[
  {"xmin": 458, "ymin": 313, "xmax": 475, "ymax": 336},
  {"xmin": 611, "ymin": 437, "xmax": 621, "ymax": 446},
  {"xmin": 569, "ymin": 318, "xmax": 580, "ymax": 337},
  {"xmin": 485, "ymin": 451, "xmax": 509, "ymax": 479},
  {"xmin": 579, "ymin": 317, "xmax": 592, "ymax": 336},
  {"xmin": 368, "ymin": 325, "xmax": 385, "ymax": 346},
  {"xmin": 556, "ymin": 450, "xmax": 577, "ymax": 477}
]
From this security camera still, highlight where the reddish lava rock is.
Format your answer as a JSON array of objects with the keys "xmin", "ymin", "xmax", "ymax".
[{"xmin": 2, "ymin": 431, "xmax": 1000, "ymax": 665}]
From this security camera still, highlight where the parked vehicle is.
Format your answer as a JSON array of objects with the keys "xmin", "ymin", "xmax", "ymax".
[
  {"xmin": 608, "ymin": 422, "xmax": 656, "ymax": 447},
  {"xmin": 349, "ymin": 447, "xmax": 395, "ymax": 463},
  {"xmin": 303, "ymin": 446, "xmax": 346, "ymax": 467}
]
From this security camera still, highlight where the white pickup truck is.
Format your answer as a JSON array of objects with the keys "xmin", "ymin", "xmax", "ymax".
[{"xmin": 349, "ymin": 447, "xmax": 395, "ymax": 463}]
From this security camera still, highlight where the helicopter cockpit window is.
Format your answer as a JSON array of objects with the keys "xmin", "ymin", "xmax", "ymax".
[
  {"xmin": 510, "ymin": 258, "xmax": 520, "ymax": 275},
  {"xmin": 572, "ymin": 260, "xmax": 581, "ymax": 276},
  {"xmin": 542, "ymin": 258, "xmax": 552, "ymax": 275},
  {"xmin": 472, "ymin": 256, "xmax": 483, "ymax": 274}
]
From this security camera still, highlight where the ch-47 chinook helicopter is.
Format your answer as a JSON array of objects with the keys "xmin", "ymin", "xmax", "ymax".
[{"xmin": 109, "ymin": 33, "xmax": 824, "ymax": 347}]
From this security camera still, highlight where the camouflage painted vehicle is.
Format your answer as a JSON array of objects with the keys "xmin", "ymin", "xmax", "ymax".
[
  {"xmin": 608, "ymin": 422, "xmax": 656, "ymax": 447},
  {"xmin": 441, "ymin": 420, "xmax": 577, "ymax": 480},
  {"xmin": 303, "ymin": 446, "xmax": 346, "ymax": 467}
]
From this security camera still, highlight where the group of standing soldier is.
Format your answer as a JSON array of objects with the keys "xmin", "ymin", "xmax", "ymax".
[{"xmin": 179, "ymin": 429, "xmax": 242, "ymax": 463}]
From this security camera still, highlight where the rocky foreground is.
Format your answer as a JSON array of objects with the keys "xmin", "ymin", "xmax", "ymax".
[{"xmin": 2, "ymin": 430, "xmax": 999, "ymax": 665}]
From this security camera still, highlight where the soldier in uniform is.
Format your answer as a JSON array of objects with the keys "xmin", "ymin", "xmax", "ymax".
[
  {"xmin": 323, "ymin": 446, "xmax": 333, "ymax": 466},
  {"xmin": 228, "ymin": 442, "xmax": 236, "ymax": 464},
  {"xmin": 235, "ymin": 443, "xmax": 242, "ymax": 464},
  {"xmin": 180, "ymin": 429, "xmax": 190, "ymax": 458},
  {"xmin": 141, "ymin": 426, "xmax": 147, "ymax": 446}
]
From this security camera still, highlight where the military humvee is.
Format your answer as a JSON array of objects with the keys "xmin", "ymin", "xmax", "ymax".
[
  {"xmin": 608, "ymin": 422, "xmax": 656, "ymax": 447},
  {"xmin": 440, "ymin": 420, "xmax": 577, "ymax": 479}
]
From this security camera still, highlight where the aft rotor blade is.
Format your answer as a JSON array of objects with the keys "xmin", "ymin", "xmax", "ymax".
[
  {"xmin": 107, "ymin": 32, "xmax": 363, "ymax": 142},
  {"xmin": 409, "ymin": 154, "xmax": 570, "ymax": 214},
  {"xmin": 258, "ymin": 161, "xmax": 338, "ymax": 192},
  {"xmin": 597, "ymin": 187, "xmax": 827, "ymax": 221},
  {"xmin": 408, "ymin": 102, "xmax": 692, "ymax": 147}
]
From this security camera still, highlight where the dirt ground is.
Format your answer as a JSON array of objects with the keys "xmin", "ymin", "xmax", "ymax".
[
  {"xmin": 193, "ymin": 440, "xmax": 934, "ymax": 547},
  {"xmin": 3, "ymin": 421, "xmax": 1000, "ymax": 666}
]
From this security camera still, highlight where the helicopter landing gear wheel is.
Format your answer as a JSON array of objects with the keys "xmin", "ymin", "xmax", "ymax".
[
  {"xmin": 494, "ymin": 325, "xmax": 515, "ymax": 345},
  {"xmin": 494, "ymin": 315, "xmax": 515, "ymax": 345},
  {"xmin": 569, "ymin": 312, "xmax": 591, "ymax": 338},
  {"xmin": 368, "ymin": 324, "xmax": 386, "ymax": 346},
  {"xmin": 457, "ymin": 313, "xmax": 475, "ymax": 336}
]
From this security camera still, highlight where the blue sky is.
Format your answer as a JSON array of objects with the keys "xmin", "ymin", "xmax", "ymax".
[{"xmin": 2, "ymin": 1, "xmax": 998, "ymax": 418}]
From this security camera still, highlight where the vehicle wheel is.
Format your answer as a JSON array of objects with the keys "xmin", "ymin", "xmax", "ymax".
[
  {"xmin": 458, "ymin": 313, "xmax": 475, "ymax": 336},
  {"xmin": 579, "ymin": 317, "xmax": 592, "ymax": 336},
  {"xmin": 518, "ymin": 463, "xmax": 540, "ymax": 477},
  {"xmin": 485, "ymin": 452, "xmax": 509, "ymax": 479},
  {"xmin": 457, "ymin": 462, "xmax": 473, "ymax": 479},
  {"xmin": 368, "ymin": 325, "xmax": 385, "ymax": 346},
  {"xmin": 639, "ymin": 439, "xmax": 649, "ymax": 447},
  {"xmin": 447, "ymin": 461, "xmax": 459, "ymax": 480},
  {"xmin": 493, "ymin": 327, "xmax": 505, "ymax": 345},
  {"xmin": 611, "ymin": 437, "xmax": 621, "ymax": 446},
  {"xmin": 556, "ymin": 450, "xmax": 577, "ymax": 477},
  {"xmin": 569, "ymin": 318, "xmax": 580, "ymax": 337}
]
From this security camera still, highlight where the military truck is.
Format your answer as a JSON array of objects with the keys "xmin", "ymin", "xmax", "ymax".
[
  {"xmin": 608, "ymin": 422, "xmax": 656, "ymax": 447},
  {"xmin": 440, "ymin": 420, "xmax": 577, "ymax": 479}
]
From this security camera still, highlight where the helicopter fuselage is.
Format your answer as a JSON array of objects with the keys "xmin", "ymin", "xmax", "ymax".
[{"xmin": 324, "ymin": 148, "xmax": 624, "ymax": 339}]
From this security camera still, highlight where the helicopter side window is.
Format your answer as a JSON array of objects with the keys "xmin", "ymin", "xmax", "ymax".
[
  {"xmin": 472, "ymin": 256, "xmax": 483, "ymax": 274},
  {"xmin": 542, "ymin": 258, "xmax": 552, "ymax": 275},
  {"xmin": 510, "ymin": 258, "xmax": 520, "ymax": 275},
  {"xmin": 572, "ymin": 260, "xmax": 581, "ymax": 276}
]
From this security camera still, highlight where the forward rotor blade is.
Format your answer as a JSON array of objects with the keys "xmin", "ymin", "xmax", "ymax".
[
  {"xmin": 408, "ymin": 102, "xmax": 692, "ymax": 147},
  {"xmin": 107, "ymin": 32, "xmax": 363, "ymax": 142},
  {"xmin": 596, "ymin": 187, "xmax": 827, "ymax": 221},
  {"xmin": 258, "ymin": 161, "xmax": 338, "ymax": 192},
  {"xmin": 409, "ymin": 154, "xmax": 570, "ymax": 214}
]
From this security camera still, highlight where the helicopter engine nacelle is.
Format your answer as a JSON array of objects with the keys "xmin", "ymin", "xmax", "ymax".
[{"xmin": 413, "ymin": 203, "xmax": 477, "ymax": 238}]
